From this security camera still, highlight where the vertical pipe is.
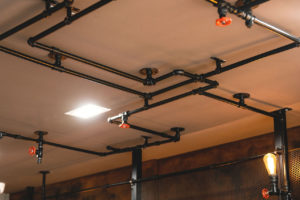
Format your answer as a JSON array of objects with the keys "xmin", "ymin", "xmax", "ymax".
[
  {"xmin": 131, "ymin": 149, "xmax": 142, "ymax": 200},
  {"xmin": 40, "ymin": 171, "xmax": 50, "ymax": 200},
  {"xmin": 25, "ymin": 187, "xmax": 34, "ymax": 200},
  {"xmin": 273, "ymin": 109, "xmax": 291, "ymax": 200}
]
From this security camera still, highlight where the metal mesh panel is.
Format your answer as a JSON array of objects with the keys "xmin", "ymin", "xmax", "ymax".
[
  {"xmin": 142, "ymin": 158, "xmax": 272, "ymax": 200},
  {"xmin": 289, "ymin": 149, "xmax": 300, "ymax": 199}
]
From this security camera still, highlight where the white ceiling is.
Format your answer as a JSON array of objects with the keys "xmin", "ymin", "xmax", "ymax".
[{"xmin": 0, "ymin": 0, "xmax": 299, "ymax": 193}]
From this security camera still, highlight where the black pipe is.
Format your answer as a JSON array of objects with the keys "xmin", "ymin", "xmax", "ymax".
[
  {"xmin": 0, "ymin": 128, "xmax": 179, "ymax": 157},
  {"xmin": 40, "ymin": 171, "xmax": 50, "ymax": 200},
  {"xmin": 203, "ymin": 42, "xmax": 299, "ymax": 78},
  {"xmin": 33, "ymin": 42, "xmax": 145, "ymax": 83},
  {"xmin": 150, "ymin": 78, "xmax": 195, "ymax": 97},
  {"xmin": 154, "ymin": 71, "xmax": 176, "ymax": 83},
  {"xmin": 127, "ymin": 83, "xmax": 218, "ymax": 116},
  {"xmin": 0, "ymin": 131, "xmax": 107, "ymax": 156},
  {"xmin": 129, "ymin": 124, "xmax": 177, "ymax": 139},
  {"xmin": 28, "ymin": 0, "xmax": 114, "ymax": 45},
  {"xmin": 201, "ymin": 91, "xmax": 276, "ymax": 117},
  {"xmin": 131, "ymin": 149, "xmax": 142, "ymax": 200},
  {"xmin": 46, "ymin": 152, "xmax": 271, "ymax": 199},
  {"xmin": 0, "ymin": 2, "xmax": 65, "ymax": 41},
  {"xmin": 43, "ymin": 140, "xmax": 107, "ymax": 156},
  {"xmin": 32, "ymin": 42, "xmax": 217, "ymax": 99},
  {"xmin": 107, "ymin": 138, "xmax": 176, "ymax": 154},
  {"xmin": 0, "ymin": 45, "xmax": 145, "ymax": 97}
]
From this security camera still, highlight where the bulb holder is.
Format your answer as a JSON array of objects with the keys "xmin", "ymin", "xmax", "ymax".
[
  {"xmin": 269, "ymin": 175, "xmax": 280, "ymax": 195},
  {"xmin": 262, "ymin": 175, "xmax": 280, "ymax": 199}
]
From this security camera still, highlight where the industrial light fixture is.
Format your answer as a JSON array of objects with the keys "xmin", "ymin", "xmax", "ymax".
[
  {"xmin": 0, "ymin": 182, "xmax": 5, "ymax": 194},
  {"xmin": 262, "ymin": 153, "xmax": 279, "ymax": 199},
  {"xmin": 119, "ymin": 114, "xmax": 130, "ymax": 129},
  {"xmin": 263, "ymin": 153, "xmax": 277, "ymax": 176},
  {"xmin": 65, "ymin": 104, "xmax": 111, "ymax": 119}
]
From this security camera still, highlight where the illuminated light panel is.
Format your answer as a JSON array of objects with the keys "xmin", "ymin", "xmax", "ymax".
[{"xmin": 65, "ymin": 104, "xmax": 111, "ymax": 119}]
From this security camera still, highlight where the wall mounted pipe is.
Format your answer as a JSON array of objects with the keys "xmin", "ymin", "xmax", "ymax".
[
  {"xmin": 0, "ymin": 2, "xmax": 65, "ymax": 41},
  {"xmin": 28, "ymin": 0, "xmax": 114, "ymax": 45},
  {"xmin": 207, "ymin": 0, "xmax": 300, "ymax": 43},
  {"xmin": 0, "ymin": 45, "xmax": 146, "ymax": 97},
  {"xmin": 201, "ymin": 91, "xmax": 276, "ymax": 117}
]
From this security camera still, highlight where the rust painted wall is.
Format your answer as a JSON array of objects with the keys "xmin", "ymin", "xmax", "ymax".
[{"xmin": 11, "ymin": 126, "xmax": 300, "ymax": 200}]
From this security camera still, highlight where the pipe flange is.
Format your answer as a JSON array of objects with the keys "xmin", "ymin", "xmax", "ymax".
[
  {"xmin": 233, "ymin": 93, "xmax": 250, "ymax": 105},
  {"xmin": 34, "ymin": 131, "xmax": 48, "ymax": 136},
  {"xmin": 39, "ymin": 171, "xmax": 50, "ymax": 175},
  {"xmin": 48, "ymin": 51, "xmax": 66, "ymax": 60},
  {"xmin": 139, "ymin": 68, "xmax": 159, "ymax": 76}
]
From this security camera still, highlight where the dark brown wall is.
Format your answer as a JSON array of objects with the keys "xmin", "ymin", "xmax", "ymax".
[{"xmin": 11, "ymin": 126, "xmax": 300, "ymax": 200}]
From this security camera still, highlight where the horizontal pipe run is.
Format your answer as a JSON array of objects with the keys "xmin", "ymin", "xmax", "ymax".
[
  {"xmin": 33, "ymin": 42, "xmax": 144, "ymax": 83},
  {"xmin": 43, "ymin": 141, "xmax": 107, "ymax": 156},
  {"xmin": 154, "ymin": 71, "xmax": 176, "ymax": 82},
  {"xmin": 150, "ymin": 78, "xmax": 195, "ymax": 97},
  {"xmin": 0, "ymin": 45, "xmax": 145, "ymax": 97},
  {"xmin": 135, "ymin": 153, "xmax": 265, "ymax": 184},
  {"xmin": 0, "ymin": 2, "xmax": 65, "ymax": 41},
  {"xmin": 208, "ymin": 0, "xmax": 300, "ymax": 43},
  {"xmin": 128, "ymin": 83, "xmax": 218, "ymax": 116},
  {"xmin": 109, "ymin": 121, "xmax": 175, "ymax": 139},
  {"xmin": 105, "ymin": 137, "xmax": 176, "ymax": 156},
  {"xmin": 28, "ymin": 0, "xmax": 113, "ymax": 45},
  {"xmin": 0, "ymin": 131, "xmax": 37, "ymax": 142},
  {"xmin": 201, "ymin": 92, "xmax": 276, "ymax": 117},
  {"xmin": 252, "ymin": 18, "xmax": 300, "ymax": 43},
  {"xmin": 0, "ymin": 131, "xmax": 107, "ymax": 156},
  {"xmin": 1, "ymin": 130, "xmax": 178, "ymax": 157},
  {"xmin": 128, "ymin": 124, "xmax": 175, "ymax": 139},
  {"xmin": 47, "ymin": 152, "xmax": 274, "ymax": 199},
  {"xmin": 203, "ymin": 42, "xmax": 299, "ymax": 78}
]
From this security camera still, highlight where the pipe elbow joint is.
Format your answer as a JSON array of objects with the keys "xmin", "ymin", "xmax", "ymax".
[
  {"xmin": 173, "ymin": 69, "xmax": 184, "ymax": 75},
  {"xmin": 27, "ymin": 38, "xmax": 35, "ymax": 47}
]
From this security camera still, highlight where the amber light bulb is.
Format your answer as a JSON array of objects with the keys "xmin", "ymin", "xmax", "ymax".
[{"xmin": 263, "ymin": 153, "xmax": 277, "ymax": 176}]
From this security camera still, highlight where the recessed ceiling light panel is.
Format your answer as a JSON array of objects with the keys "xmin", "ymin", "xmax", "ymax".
[{"xmin": 65, "ymin": 104, "xmax": 111, "ymax": 119}]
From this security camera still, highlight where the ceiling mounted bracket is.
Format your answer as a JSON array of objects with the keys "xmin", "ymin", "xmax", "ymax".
[
  {"xmin": 64, "ymin": 0, "xmax": 75, "ymax": 24},
  {"xmin": 142, "ymin": 136, "xmax": 151, "ymax": 145},
  {"xmin": 211, "ymin": 57, "xmax": 226, "ymax": 73},
  {"xmin": 140, "ymin": 68, "xmax": 158, "ymax": 86},
  {"xmin": 44, "ymin": 0, "xmax": 59, "ymax": 15},
  {"xmin": 170, "ymin": 127, "xmax": 184, "ymax": 142},
  {"xmin": 48, "ymin": 51, "xmax": 66, "ymax": 71},
  {"xmin": 119, "ymin": 112, "xmax": 130, "ymax": 129},
  {"xmin": 233, "ymin": 93, "xmax": 250, "ymax": 106}
]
